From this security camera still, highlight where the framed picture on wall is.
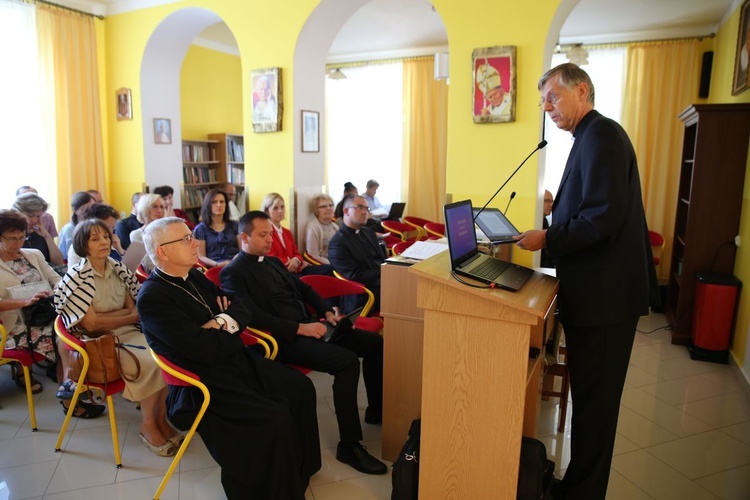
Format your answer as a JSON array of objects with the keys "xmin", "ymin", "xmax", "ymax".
[
  {"xmin": 251, "ymin": 67, "xmax": 283, "ymax": 133},
  {"xmin": 301, "ymin": 110, "xmax": 319, "ymax": 152},
  {"xmin": 472, "ymin": 46, "xmax": 517, "ymax": 123},
  {"xmin": 116, "ymin": 88, "xmax": 132, "ymax": 121},
  {"xmin": 153, "ymin": 118, "xmax": 172, "ymax": 144},
  {"xmin": 732, "ymin": 0, "xmax": 750, "ymax": 95}
]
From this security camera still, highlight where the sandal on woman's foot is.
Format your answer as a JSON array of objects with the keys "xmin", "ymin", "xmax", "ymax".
[
  {"xmin": 167, "ymin": 430, "xmax": 187, "ymax": 447},
  {"xmin": 56, "ymin": 381, "xmax": 77, "ymax": 400},
  {"xmin": 10, "ymin": 364, "xmax": 43, "ymax": 394},
  {"xmin": 60, "ymin": 400, "xmax": 105, "ymax": 419},
  {"xmin": 140, "ymin": 433, "xmax": 177, "ymax": 457}
]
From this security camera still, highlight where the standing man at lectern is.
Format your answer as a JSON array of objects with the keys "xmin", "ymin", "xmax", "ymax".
[{"xmin": 514, "ymin": 63, "xmax": 652, "ymax": 500}]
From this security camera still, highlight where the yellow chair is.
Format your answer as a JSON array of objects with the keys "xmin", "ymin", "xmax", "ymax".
[
  {"xmin": 299, "ymin": 275, "xmax": 383, "ymax": 331},
  {"xmin": 54, "ymin": 317, "xmax": 126, "ymax": 467},
  {"xmin": 331, "ymin": 271, "xmax": 379, "ymax": 318},
  {"xmin": 424, "ymin": 222, "xmax": 445, "ymax": 238},
  {"xmin": 303, "ymin": 251, "xmax": 323, "ymax": 265},
  {"xmin": 149, "ymin": 350, "xmax": 211, "ymax": 500},
  {"xmin": 0, "ymin": 322, "xmax": 40, "ymax": 431}
]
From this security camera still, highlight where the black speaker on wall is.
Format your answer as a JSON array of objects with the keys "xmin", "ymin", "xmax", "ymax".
[{"xmin": 699, "ymin": 51, "xmax": 713, "ymax": 98}]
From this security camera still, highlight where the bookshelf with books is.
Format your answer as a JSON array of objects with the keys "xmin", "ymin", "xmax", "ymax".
[
  {"xmin": 181, "ymin": 139, "xmax": 220, "ymax": 224},
  {"xmin": 209, "ymin": 133, "xmax": 246, "ymax": 213}
]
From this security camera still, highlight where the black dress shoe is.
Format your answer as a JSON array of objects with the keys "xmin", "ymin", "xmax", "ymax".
[
  {"xmin": 336, "ymin": 442, "xmax": 388, "ymax": 474},
  {"xmin": 364, "ymin": 407, "xmax": 382, "ymax": 424}
]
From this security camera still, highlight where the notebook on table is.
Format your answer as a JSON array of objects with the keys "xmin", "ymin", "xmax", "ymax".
[
  {"xmin": 472, "ymin": 207, "xmax": 522, "ymax": 243},
  {"xmin": 444, "ymin": 199, "xmax": 533, "ymax": 292}
]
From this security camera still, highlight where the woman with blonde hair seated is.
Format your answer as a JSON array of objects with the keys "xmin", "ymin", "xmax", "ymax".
[
  {"xmin": 262, "ymin": 192, "xmax": 332, "ymax": 275},
  {"xmin": 128, "ymin": 194, "xmax": 166, "ymax": 273},
  {"xmin": 55, "ymin": 219, "xmax": 181, "ymax": 455},
  {"xmin": 305, "ymin": 193, "xmax": 338, "ymax": 265}
]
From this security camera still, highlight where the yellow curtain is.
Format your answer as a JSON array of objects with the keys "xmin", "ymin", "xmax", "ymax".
[
  {"xmin": 621, "ymin": 40, "xmax": 700, "ymax": 281},
  {"xmin": 402, "ymin": 57, "xmax": 448, "ymax": 222},
  {"xmin": 36, "ymin": 6, "xmax": 104, "ymax": 225}
]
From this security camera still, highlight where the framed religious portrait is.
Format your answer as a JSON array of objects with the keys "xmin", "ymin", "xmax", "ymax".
[
  {"xmin": 732, "ymin": 0, "xmax": 750, "ymax": 95},
  {"xmin": 116, "ymin": 88, "xmax": 132, "ymax": 121},
  {"xmin": 472, "ymin": 46, "xmax": 517, "ymax": 123},
  {"xmin": 301, "ymin": 110, "xmax": 319, "ymax": 152},
  {"xmin": 251, "ymin": 67, "xmax": 283, "ymax": 133},
  {"xmin": 153, "ymin": 118, "xmax": 172, "ymax": 144}
]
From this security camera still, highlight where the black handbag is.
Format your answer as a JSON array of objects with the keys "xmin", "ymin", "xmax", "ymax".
[
  {"xmin": 391, "ymin": 418, "xmax": 421, "ymax": 500},
  {"xmin": 22, "ymin": 296, "xmax": 57, "ymax": 327}
]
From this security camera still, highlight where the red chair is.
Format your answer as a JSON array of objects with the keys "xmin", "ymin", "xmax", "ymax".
[
  {"xmin": 648, "ymin": 230, "xmax": 665, "ymax": 274},
  {"xmin": 424, "ymin": 222, "xmax": 445, "ymax": 238},
  {"xmin": 135, "ymin": 264, "xmax": 149, "ymax": 284},
  {"xmin": 403, "ymin": 216, "xmax": 434, "ymax": 239},
  {"xmin": 54, "ymin": 317, "xmax": 127, "ymax": 467},
  {"xmin": 392, "ymin": 240, "xmax": 416, "ymax": 256},
  {"xmin": 204, "ymin": 266, "xmax": 222, "ymax": 287},
  {"xmin": 0, "ymin": 322, "xmax": 42, "ymax": 431},
  {"xmin": 381, "ymin": 220, "xmax": 423, "ymax": 242},
  {"xmin": 150, "ymin": 350, "xmax": 211, "ymax": 499},
  {"xmin": 381, "ymin": 234, "xmax": 402, "ymax": 256},
  {"xmin": 301, "ymin": 275, "xmax": 383, "ymax": 332}
]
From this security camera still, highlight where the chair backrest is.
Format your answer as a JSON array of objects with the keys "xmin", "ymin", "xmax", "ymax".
[
  {"xmin": 204, "ymin": 266, "xmax": 222, "ymax": 286},
  {"xmin": 648, "ymin": 230, "xmax": 665, "ymax": 247},
  {"xmin": 424, "ymin": 222, "xmax": 445, "ymax": 238},
  {"xmin": 392, "ymin": 240, "xmax": 416, "ymax": 256},
  {"xmin": 304, "ymin": 251, "xmax": 323, "ymax": 265},
  {"xmin": 382, "ymin": 220, "xmax": 419, "ymax": 242},
  {"xmin": 135, "ymin": 264, "xmax": 149, "ymax": 284},
  {"xmin": 300, "ymin": 274, "xmax": 375, "ymax": 317}
]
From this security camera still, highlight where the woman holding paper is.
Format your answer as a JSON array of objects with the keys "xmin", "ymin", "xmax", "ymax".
[{"xmin": 0, "ymin": 210, "xmax": 61, "ymax": 393}]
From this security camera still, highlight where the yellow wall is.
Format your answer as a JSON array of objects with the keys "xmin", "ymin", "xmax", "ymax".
[
  {"xmin": 708, "ymin": 4, "xmax": 750, "ymax": 366},
  {"xmin": 180, "ymin": 45, "xmax": 243, "ymax": 140}
]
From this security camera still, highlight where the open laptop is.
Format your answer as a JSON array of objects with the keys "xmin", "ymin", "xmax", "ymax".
[
  {"xmin": 444, "ymin": 199, "xmax": 533, "ymax": 291},
  {"xmin": 473, "ymin": 207, "xmax": 522, "ymax": 243},
  {"xmin": 381, "ymin": 202, "xmax": 406, "ymax": 221}
]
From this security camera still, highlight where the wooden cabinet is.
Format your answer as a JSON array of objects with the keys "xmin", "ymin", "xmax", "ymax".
[
  {"xmin": 181, "ymin": 139, "xmax": 219, "ymax": 225},
  {"xmin": 666, "ymin": 104, "xmax": 750, "ymax": 345},
  {"xmin": 209, "ymin": 133, "xmax": 246, "ymax": 213}
]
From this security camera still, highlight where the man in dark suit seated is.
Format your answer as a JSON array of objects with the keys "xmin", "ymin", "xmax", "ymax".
[
  {"xmin": 220, "ymin": 211, "xmax": 387, "ymax": 475},
  {"xmin": 137, "ymin": 217, "xmax": 321, "ymax": 500},
  {"xmin": 515, "ymin": 63, "xmax": 655, "ymax": 499},
  {"xmin": 114, "ymin": 192, "xmax": 142, "ymax": 250},
  {"xmin": 328, "ymin": 194, "xmax": 387, "ymax": 313}
]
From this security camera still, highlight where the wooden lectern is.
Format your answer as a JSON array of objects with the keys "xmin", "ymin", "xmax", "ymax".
[{"xmin": 406, "ymin": 252, "xmax": 558, "ymax": 499}]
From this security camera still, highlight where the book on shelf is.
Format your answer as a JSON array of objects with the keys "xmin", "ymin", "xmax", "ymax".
[
  {"xmin": 227, "ymin": 165, "xmax": 245, "ymax": 184},
  {"xmin": 183, "ymin": 166, "xmax": 218, "ymax": 184},
  {"xmin": 182, "ymin": 143, "xmax": 216, "ymax": 163},
  {"xmin": 227, "ymin": 139, "xmax": 244, "ymax": 162}
]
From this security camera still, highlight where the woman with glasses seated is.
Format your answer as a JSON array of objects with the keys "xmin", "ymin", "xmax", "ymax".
[
  {"xmin": 193, "ymin": 188, "xmax": 239, "ymax": 268},
  {"xmin": 128, "ymin": 194, "xmax": 166, "ymax": 273},
  {"xmin": 12, "ymin": 193, "xmax": 65, "ymax": 269},
  {"xmin": 55, "ymin": 219, "xmax": 181, "ymax": 454},
  {"xmin": 0, "ymin": 210, "xmax": 61, "ymax": 394},
  {"xmin": 305, "ymin": 193, "xmax": 338, "ymax": 265},
  {"xmin": 262, "ymin": 192, "xmax": 333, "ymax": 275}
]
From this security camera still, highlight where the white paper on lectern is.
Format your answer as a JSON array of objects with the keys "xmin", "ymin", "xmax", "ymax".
[{"xmin": 399, "ymin": 240, "xmax": 448, "ymax": 261}]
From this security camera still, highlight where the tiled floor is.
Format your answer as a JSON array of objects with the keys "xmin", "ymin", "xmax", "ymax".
[{"xmin": 0, "ymin": 313, "xmax": 749, "ymax": 499}]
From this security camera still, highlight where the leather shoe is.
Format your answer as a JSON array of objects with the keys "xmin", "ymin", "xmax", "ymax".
[
  {"xmin": 364, "ymin": 407, "xmax": 382, "ymax": 425},
  {"xmin": 336, "ymin": 442, "xmax": 387, "ymax": 474}
]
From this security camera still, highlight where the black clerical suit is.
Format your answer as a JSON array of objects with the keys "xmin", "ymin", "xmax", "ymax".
[
  {"xmin": 545, "ymin": 110, "xmax": 655, "ymax": 499},
  {"xmin": 327, "ymin": 224, "xmax": 386, "ymax": 313},
  {"xmin": 220, "ymin": 251, "xmax": 384, "ymax": 444},
  {"xmin": 137, "ymin": 268, "xmax": 321, "ymax": 500}
]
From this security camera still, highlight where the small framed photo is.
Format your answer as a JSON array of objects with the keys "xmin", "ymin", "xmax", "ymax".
[
  {"xmin": 732, "ymin": 0, "xmax": 750, "ymax": 95},
  {"xmin": 153, "ymin": 118, "xmax": 172, "ymax": 144},
  {"xmin": 472, "ymin": 46, "xmax": 517, "ymax": 123},
  {"xmin": 301, "ymin": 110, "xmax": 319, "ymax": 152},
  {"xmin": 116, "ymin": 88, "xmax": 132, "ymax": 121},
  {"xmin": 251, "ymin": 67, "xmax": 283, "ymax": 133}
]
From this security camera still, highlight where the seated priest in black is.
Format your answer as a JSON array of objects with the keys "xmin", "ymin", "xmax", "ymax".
[
  {"xmin": 137, "ymin": 217, "xmax": 321, "ymax": 500},
  {"xmin": 220, "ymin": 210, "xmax": 387, "ymax": 475},
  {"xmin": 327, "ymin": 194, "xmax": 387, "ymax": 313}
]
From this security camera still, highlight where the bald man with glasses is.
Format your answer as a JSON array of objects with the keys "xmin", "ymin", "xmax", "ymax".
[{"xmin": 327, "ymin": 194, "xmax": 386, "ymax": 313}]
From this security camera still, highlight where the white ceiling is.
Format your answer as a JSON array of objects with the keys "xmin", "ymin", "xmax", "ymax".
[{"xmin": 61, "ymin": 0, "xmax": 738, "ymax": 58}]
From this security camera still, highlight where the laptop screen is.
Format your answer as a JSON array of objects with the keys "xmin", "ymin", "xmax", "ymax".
[
  {"xmin": 444, "ymin": 199, "xmax": 478, "ymax": 268},
  {"xmin": 472, "ymin": 207, "xmax": 521, "ymax": 242}
]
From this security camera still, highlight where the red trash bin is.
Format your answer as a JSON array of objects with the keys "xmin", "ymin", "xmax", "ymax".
[{"xmin": 688, "ymin": 273, "xmax": 741, "ymax": 364}]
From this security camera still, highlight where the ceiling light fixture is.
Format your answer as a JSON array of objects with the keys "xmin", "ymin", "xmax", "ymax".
[
  {"xmin": 566, "ymin": 44, "xmax": 588, "ymax": 66},
  {"xmin": 328, "ymin": 68, "xmax": 347, "ymax": 80}
]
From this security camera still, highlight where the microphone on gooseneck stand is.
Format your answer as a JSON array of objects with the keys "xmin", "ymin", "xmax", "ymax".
[
  {"xmin": 473, "ymin": 140, "xmax": 548, "ymax": 222},
  {"xmin": 503, "ymin": 191, "xmax": 516, "ymax": 215}
]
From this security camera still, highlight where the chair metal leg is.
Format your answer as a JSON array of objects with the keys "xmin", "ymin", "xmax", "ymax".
[
  {"xmin": 20, "ymin": 365, "xmax": 38, "ymax": 431},
  {"xmin": 55, "ymin": 384, "xmax": 86, "ymax": 452},
  {"xmin": 107, "ymin": 395, "xmax": 122, "ymax": 468}
]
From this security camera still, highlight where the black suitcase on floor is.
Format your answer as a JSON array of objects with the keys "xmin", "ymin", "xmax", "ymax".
[{"xmin": 518, "ymin": 436, "xmax": 555, "ymax": 499}]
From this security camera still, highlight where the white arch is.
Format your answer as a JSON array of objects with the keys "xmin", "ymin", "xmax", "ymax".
[{"xmin": 140, "ymin": 7, "xmax": 234, "ymax": 207}]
